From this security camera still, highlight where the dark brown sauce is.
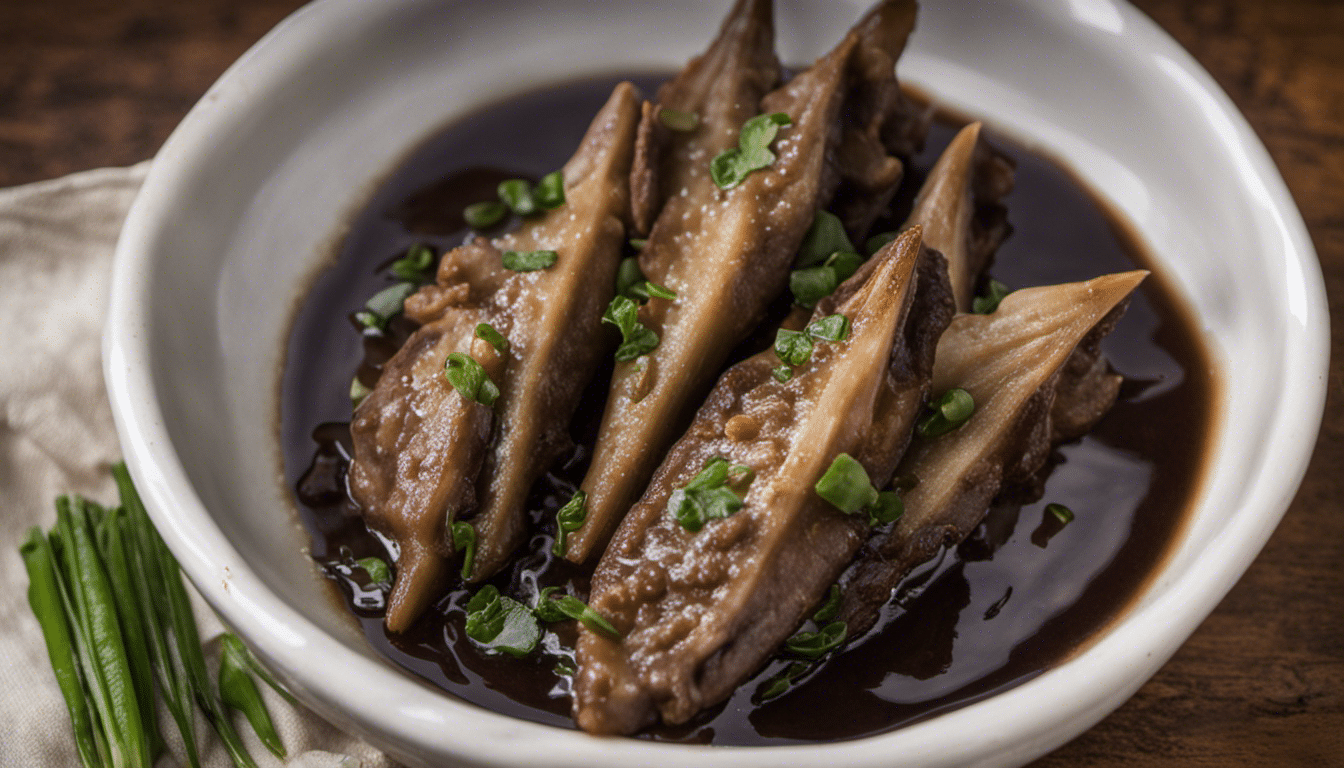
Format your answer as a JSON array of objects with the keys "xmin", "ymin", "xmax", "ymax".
[{"xmin": 278, "ymin": 73, "xmax": 1218, "ymax": 745}]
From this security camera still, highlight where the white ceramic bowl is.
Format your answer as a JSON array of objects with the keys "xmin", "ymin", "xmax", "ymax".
[{"xmin": 103, "ymin": 1, "xmax": 1329, "ymax": 766}]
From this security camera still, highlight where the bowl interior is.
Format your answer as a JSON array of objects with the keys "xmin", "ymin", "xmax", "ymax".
[{"xmin": 106, "ymin": 1, "xmax": 1327, "ymax": 766}]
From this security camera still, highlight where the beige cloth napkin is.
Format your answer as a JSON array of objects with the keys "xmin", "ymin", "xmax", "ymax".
[{"xmin": 0, "ymin": 165, "xmax": 397, "ymax": 768}]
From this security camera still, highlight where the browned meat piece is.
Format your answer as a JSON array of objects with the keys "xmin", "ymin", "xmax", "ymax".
[
  {"xmin": 348, "ymin": 82, "xmax": 642, "ymax": 631},
  {"xmin": 827, "ymin": 0, "xmax": 925, "ymax": 236},
  {"xmin": 348, "ymin": 309, "xmax": 502, "ymax": 632},
  {"xmin": 905, "ymin": 122, "xmax": 1014, "ymax": 309},
  {"xmin": 573, "ymin": 227, "xmax": 953, "ymax": 734},
  {"xmin": 628, "ymin": 99, "xmax": 665, "ymax": 236},
  {"xmin": 838, "ymin": 270, "xmax": 1147, "ymax": 635},
  {"xmin": 566, "ymin": 0, "xmax": 921, "ymax": 565}
]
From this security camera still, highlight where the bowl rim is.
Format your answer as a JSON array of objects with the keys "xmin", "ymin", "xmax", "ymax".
[{"xmin": 103, "ymin": 0, "xmax": 1330, "ymax": 766}]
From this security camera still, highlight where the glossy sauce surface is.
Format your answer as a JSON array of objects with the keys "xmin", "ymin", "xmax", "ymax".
[{"xmin": 279, "ymin": 74, "xmax": 1217, "ymax": 745}]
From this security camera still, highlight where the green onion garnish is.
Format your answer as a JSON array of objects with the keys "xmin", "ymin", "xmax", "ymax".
[
  {"xmin": 501, "ymin": 249, "xmax": 558, "ymax": 272},
  {"xmin": 867, "ymin": 491, "xmax": 904, "ymax": 527},
  {"xmin": 916, "ymin": 388, "xmax": 975, "ymax": 438},
  {"xmin": 773, "ymin": 328, "xmax": 813, "ymax": 367},
  {"xmin": 783, "ymin": 621, "xmax": 846, "ymax": 659},
  {"xmin": 463, "ymin": 201, "xmax": 507, "ymax": 229},
  {"xmin": 790, "ymin": 211, "xmax": 864, "ymax": 306},
  {"xmin": 602, "ymin": 295, "xmax": 660, "ymax": 361},
  {"xmin": 972, "ymin": 279, "xmax": 1012, "ymax": 314},
  {"xmin": 451, "ymin": 522, "xmax": 477, "ymax": 580},
  {"xmin": 642, "ymin": 282, "xmax": 677, "ymax": 300},
  {"xmin": 551, "ymin": 491, "xmax": 587, "ymax": 557},
  {"xmin": 444, "ymin": 352, "xmax": 500, "ymax": 406},
  {"xmin": 814, "ymin": 453, "xmax": 903, "ymax": 527},
  {"xmin": 1046, "ymin": 503, "xmax": 1075, "ymax": 525},
  {"xmin": 497, "ymin": 179, "xmax": 537, "ymax": 216},
  {"xmin": 534, "ymin": 171, "xmax": 565, "ymax": 209},
  {"xmin": 710, "ymin": 112, "xmax": 792, "ymax": 189},
  {"xmin": 667, "ymin": 457, "xmax": 751, "ymax": 532},
  {"xmin": 757, "ymin": 661, "xmax": 810, "ymax": 701},
  {"xmin": 629, "ymin": 238, "xmax": 648, "ymax": 251},
  {"xmin": 464, "ymin": 585, "xmax": 541, "ymax": 658},
  {"xmin": 349, "ymin": 377, "xmax": 371, "ymax": 408},
  {"xmin": 789, "ymin": 265, "xmax": 839, "ymax": 308},
  {"xmin": 533, "ymin": 587, "xmax": 620, "ymax": 638},
  {"xmin": 355, "ymin": 557, "xmax": 391, "ymax": 587},
  {"xmin": 474, "ymin": 322, "xmax": 509, "ymax": 354},
  {"xmin": 812, "ymin": 585, "xmax": 842, "ymax": 623},
  {"xmin": 814, "ymin": 453, "xmax": 879, "ymax": 515},
  {"xmin": 390, "ymin": 243, "xmax": 436, "ymax": 282},
  {"xmin": 772, "ymin": 365, "xmax": 794, "ymax": 383},
  {"xmin": 797, "ymin": 210, "xmax": 856, "ymax": 268},
  {"xmin": 805, "ymin": 314, "xmax": 850, "ymax": 342},
  {"xmin": 616, "ymin": 257, "xmax": 646, "ymax": 298},
  {"xmin": 658, "ymin": 108, "xmax": 700, "ymax": 132},
  {"xmin": 358, "ymin": 282, "xmax": 417, "ymax": 331}
]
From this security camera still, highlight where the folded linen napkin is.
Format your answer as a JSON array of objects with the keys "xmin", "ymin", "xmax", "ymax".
[{"xmin": 0, "ymin": 165, "xmax": 398, "ymax": 768}]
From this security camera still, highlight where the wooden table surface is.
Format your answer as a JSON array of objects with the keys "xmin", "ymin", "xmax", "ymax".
[{"xmin": 2, "ymin": 1, "xmax": 1339, "ymax": 765}]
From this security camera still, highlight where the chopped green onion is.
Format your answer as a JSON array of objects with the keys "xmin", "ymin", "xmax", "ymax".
[
  {"xmin": 916, "ymin": 388, "xmax": 976, "ymax": 438},
  {"xmin": 349, "ymin": 377, "xmax": 371, "ymax": 408},
  {"xmin": 464, "ymin": 585, "xmax": 540, "ymax": 658},
  {"xmin": 1046, "ymin": 503, "xmax": 1075, "ymax": 525},
  {"xmin": 814, "ymin": 454, "xmax": 879, "ymax": 515},
  {"xmin": 616, "ymin": 257, "xmax": 646, "ymax": 298},
  {"xmin": 827, "ymin": 250, "xmax": 864, "ymax": 283},
  {"xmin": 773, "ymin": 328, "xmax": 813, "ymax": 367},
  {"xmin": 551, "ymin": 491, "xmax": 587, "ymax": 557},
  {"xmin": 667, "ymin": 457, "xmax": 750, "ymax": 532},
  {"xmin": 628, "ymin": 238, "xmax": 648, "ymax": 251},
  {"xmin": 658, "ymin": 108, "xmax": 699, "ymax": 131},
  {"xmin": 463, "ymin": 200, "xmax": 507, "ymax": 229},
  {"xmin": 772, "ymin": 365, "xmax": 793, "ymax": 383},
  {"xmin": 972, "ymin": 279, "xmax": 1012, "ymax": 314},
  {"xmin": 710, "ymin": 112, "xmax": 792, "ymax": 189},
  {"xmin": 789, "ymin": 265, "xmax": 838, "ymax": 308},
  {"xmin": 497, "ymin": 179, "xmax": 537, "ymax": 216},
  {"xmin": 868, "ymin": 491, "xmax": 904, "ymax": 527},
  {"xmin": 390, "ymin": 243, "xmax": 436, "ymax": 282},
  {"xmin": 783, "ymin": 621, "xmax": 846, "ymax": 659},
  {"xmin": 534, "ymin": 171, "xmax": 565, "ymax": 209},
  {"xmin": 797, "ymin": 210, "xmax": 857, "ymax": 268},
  {"xmin": 474, "ymin": 322, "xmax": 509, "ymax": 353},
  {"xmin": 865, "ymin": 230, "xmax": 898, "ymax": 255},
  {"xmin": 642, "ymin": 282, "xmax": 677, "ymax": 300},
  {"xmin": 359, "ymin": 282, "xmax": 417, "ymax": 330},
  {"xmin": 353, "ymin": 311, "xmax": 381, "ymax": 331},
  {"xmin": 355, "ymin": 557, "xmax": 391, "ymax": 587},
  {"xmin": 444, "ymin": 352, "xmax": 500, "ymax": 406},
  {"xmin": 534, "ymin": 588, "xmax": 620, "ymax": 638},
  {"xmin": 501, "ymin": 249, "xmax": 558, "ymax": 271},
  {"xmin": 805, "ymin": 314, "xmax": 850, "ymax": 342},
  {"xmin": 757, "ymin": 661, "xmax": 810, "ymax": 701},
  {"xmin": 554, "ymin": 659, "xmax": 578, "ymax": 676},
  {"xmin": 726, "ymin": 464, "xmax": 755, "ymax": 488},
  {"xmin": 451, "ymin": 522, "xmax": 476, "ymax": 580},
  {"xmin": 812, "ymin": 585, "xmax": 842, "ymax": 623},
  {"xmin": 603, "ymin": 295, "xmax": 660, "ymax": 361}
]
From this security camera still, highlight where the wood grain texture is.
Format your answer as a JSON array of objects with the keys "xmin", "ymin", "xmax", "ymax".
[{"xmin": 0, "ymin": 0, "xmax": 1339, "ymax": 764}]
